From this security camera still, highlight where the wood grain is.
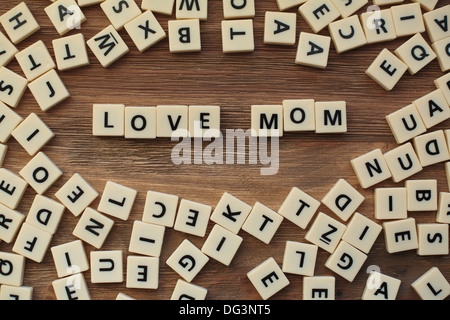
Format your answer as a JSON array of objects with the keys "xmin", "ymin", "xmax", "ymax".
[{"xmin": 0, "ymin": 0, "xmax": 449, "ymax": 300}]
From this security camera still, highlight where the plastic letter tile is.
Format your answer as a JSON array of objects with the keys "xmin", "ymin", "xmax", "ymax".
[
  {"xmin": 360, "ymin": 8, "xmax": 397, "ymax": 44},
  {"xmin": 16, "ymin": 40, "xmax": 56, "ymax": 82},
  {"xmin": 201, "ymin": 224, "xmax": 243, "ymax": 266},
  {"xmin": 435, "ymin": 72, "xmax": 450, "ymax": 104},
  {"xmin": 210, "ymin": 192, "xmax": 252, "ymax": 234},
  {"xmin": 394, "ymin": 33, "xmax": 436, "ymax": 75},
  {"xmin": 50, "ymin": 239, "xmax": 89, "ymax": 277},
  {"xmin": 351, "ymin": 148, "xmax": 392, "ymax": 189},
  {"xmin": 90, "ymin": 250, "xmax": 123, "ymax": 283},
  {"xmin": 52, "ymin": 33, "xmax": 90, "ymax": 71},
  {"xmin": 315, "ymin": 101, "xmax": 347, "ymax": 133},
  {"xmin": 247, "ymin": 257, "xmax": 289, "ymax": 300},
  {"xmin": 366, "ymin": 48, "xmax": 408, "ymax": 91},
  {"xmin": 26, "ymin": 195, "xmax": 65, "ymax": 235},
  {"xmin": 176, "ymin": 0, "xmax": 208, "ymax": 20},
  {"xmin": 331, "ymin": 0, "xmax": 367, "ymax": 18},
  {"xmin": 283, "ymin": 99, "xmax": 316, "ymax": 132},
  {"xmin": 28, "ymin": 69, "xmax": 71, "ymax": 112},
  {"xmin": 264, "ymin": 12, "xmax": 297, "ymax": 46},
  {"xmin": 221, "ymin": 19, "xmax": 254, "ymax": 53},
  {"xmin": 413, "ymin": 130, "xmax": 450, "ymax": 167},
  {"xmin": 0, "ymin": 168, "xmax": 28, "ymax": 210},
  {"xmin": 342, "ymin": 212, "xmax": 382, "ymax": 254},
  {"xmin": 45, "ymin": 0, "xmax": 86, "ymax": 36},
  {"xmin": 278, "ymin": 187, "xmax": 320, "ymax": 229},
  {"xmin": 242, "ymin": 202, "xmax": 283, "ymax": 244},
  {"xmin": 325, "ymin": 240, "xmax": 367, "ymax": 282},
  {"xmin": 411, "ymin": 267, "xmax": 450, "ymax": 300},
  {"xmin": 0, "ymin": 102, "xmax": 22, "ymax": 143},
  {"xmin": 156, "ymin": 105, "xmax": 189, "ymax": 138},
  {"xmin": 12, "ymin": 222, "xmax": 53, "ymax": 263},
  {"xmin": 406, "ymin": 179, "xmax": 437, "ymax": 212},
  {"xmin": 447, "ymin": 161, "xmax": 450, "ymax": 191},
  {"xmin": 0, "ymin": 203, "xmax": 25, "ymax": 243},
  {"xmin": 423, "ymin": 5, "xmax": 450, "ymax": 43},
  {"xmin": 391, "ymin": 3, "xmax": 425, "ymax": 37},
  {"xmin": 141, "ymin": 0, "xmax": 175, "ymax": 15},
  {"xmin": 124, "ymin": 106, "xmax": 157, "ymax": 139},
  {"xmin": 97, "ymin": 181, "xmax": 137, "ymax": 221},
  {"xmin": 383, "ymin": 142, "xmax": 422, "ymax": 182},
  {"xmin": 0, "ymin": 32, "xmax": 18, "ymax": 67},
  {"xmin": 116, "ymin": 292, "xmax": 135, "ymax": 300},
  {"xmin": 174, "ymin": 199, "xmax": 212, "ymax": 237},
  {"xmin": 411, "ymin": 0, "xmax": 438, "ymax": 12},
  {"xmin": 0, "ymin": 285, "xmax": 33, "ymax": 300},
  {"xmin": 78, "ymin": 0, "xmax": 105, "ymax": 6},
  {"xmin": 374, "ymin": 187, "xmax": 407, "ymax": 220},
  {"xmin": 305, "ymin": 212, "xmax": 346, "ymax": 253},
  {"xmin": 55, "ymin": 173, "xmax": 99, "ymax": 217},
  {"xmin": 72, "ymin": 207, "xmax": 114, "ymax": 249},
  {"xmin": 295, "ymin": 32, "xmax": 331, "ymax": 69},
  {"xmin": 328, "ymin": 15, "xmax": 367, "ymax": 54},
  {"xmin": 124, "ymin": 11, "xmax": 166, "ymax": 53},
  {"xmin": 321, "ymin": 178, "xmax": 364, "ymax": 222},
  {"xmin": 92, "ymin": 104, "xmax": 125, "ymax": 136},
  {"xmin": 303, "ymin": 276, "xmax": 335, "ymax": 300},
  {"xmin": 166, "ymin": 239, "xmax": 209, "ymax": 282},
  {"xmin": 19, "ymin": 152, "xmax": 63, "ymax": 195},
  {"xmin": 0, "ymin": 144, "xmax": 6, "ymax": 166},
  {"xmin": 0, "ymin": 67, "xmax": 28, "ymax": 108},
  {"xmin": 417, "ymin": 223, "xmax": 449, "ymax": 256},
  {"xmin": 437, "ymin": 192, "xmax": 450, "ymax": 224},
  {"xmin": 386, "ymin": 104, "xmax": 426, "ymax": 144},
  {"xmin": 52, "ymin": 273, "xmax": 90, "ymax": 300},
  {"xmin": 223, "ymin": 0, "xmax": 255, "ymax": 19},
  {"xmin": 87, "ymin": 25, "xmax": 129, "ymax": 68},
  {"xmin": 168, "ymin": 19, "xmax": 201, "ymax": 53},
  {"xmin": 250, "ymin": 105, "xmax": 283, "ymax": 137},
  {"xmin": 383, "ymin": 217, "xmax": 418, "ymax": 253},
  {"xmin": 432, "ymin": 37, "xmax": 450, "ymax": 72},
  {"xmin": 0, "ymin": 2, "xmax": 40, "ymax": 44},
  {"xmin": 414, "ymin": 89, "xmax": 450, "ymax": 129},
  {"xmin": 189, "ymin": 105, "xmax": 221, "ymax": 138},
  {"xmin": 298, "ymin": 0, "xmax": 340, "ymax": 33},
  {"xmin": 142, "ymin": 190, "xmax": 179, "ymax": 227},
  {"xmin": 170, "ymin": 279, "xmax": 207, "ymax": 300},
  {"xmin": 282, "ymin": 241, "xmax": 318, "ymax": 276},
  {"xmin": 126, "ymin": 255, "xmax": 159, "ymax": 289},
  {"xmin": 100, "ymin": 0, "xmax": 141, "ymax": 30},
  {"xmin": 362, "ymin": 272, "xmax": 401, "ymax": 300},
  {"xmin": 128, "ymin": 220, "xmax": 165, "ymax": 257},
  {"xmin": 0, "ymin": 251, "xmax": 25, "ymax": 286},
  {"xmin": 11, "ymin": 113, "xmax": 55, "ymax": 156},
  {"xmin": 276, "ymin": 0, "xmax": 307, "ymax": 11},
  {"xmin": 0, "ymin": 144, "xmax": 5, "ymax": 167}
]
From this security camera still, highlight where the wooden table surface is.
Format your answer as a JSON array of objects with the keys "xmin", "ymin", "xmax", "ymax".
[{"xmin": 1, "ymin": 0, "xmax": 449, "ymax": 300}]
